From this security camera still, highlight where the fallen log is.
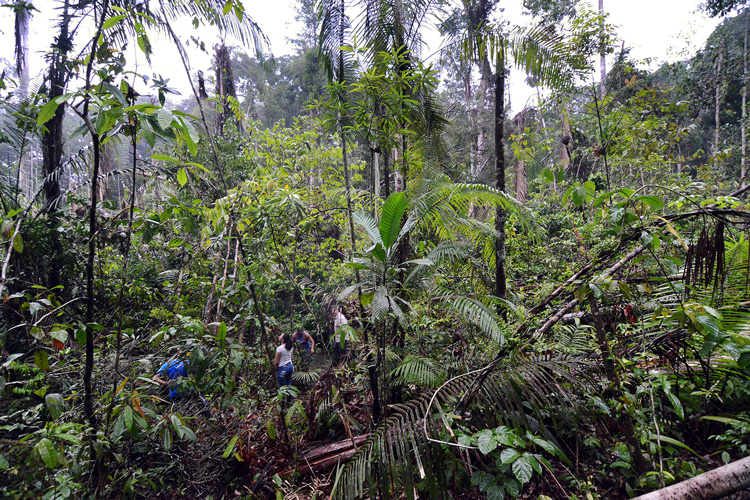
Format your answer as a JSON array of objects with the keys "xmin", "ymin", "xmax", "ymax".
[
  {"xmin": 632, "ymin": 455, "xmax": 750, "ymax": 500},
  {"xmin": 298, "ymin": 434, "xmax": 370, "ymax": 473}
]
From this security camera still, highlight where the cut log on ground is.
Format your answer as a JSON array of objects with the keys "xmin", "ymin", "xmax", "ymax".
[
  {"xmin": 632, "ymin": 455, "xmax": 750, "ymax": 500},
  {"xmin": 297, "ymin": 434, "xmax": 370, "ymax": 473}
]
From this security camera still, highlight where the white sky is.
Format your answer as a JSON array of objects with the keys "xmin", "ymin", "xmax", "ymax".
[{"xmin": 0, "ymin": 0, "xmax": 724, "ymax": 114}]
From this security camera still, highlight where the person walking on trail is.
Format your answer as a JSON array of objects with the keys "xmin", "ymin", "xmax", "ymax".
[
  {"xmin": 331, "ymin": 308, "xmax": 354, "ymax": 362},
  {"xmin": 274, "ymin": 334, "xmax": 295, "ymax": 387},
  {"xmin": 279, "ymin": 326, "xmax": 315, "ymax": 371},
  {"xmin": 153, "ymin": 351, "xmax": 191, "ymax": 399}
]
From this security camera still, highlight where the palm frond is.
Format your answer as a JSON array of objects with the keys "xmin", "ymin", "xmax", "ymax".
[
  {"xmin": 317, "ymin": 0, "xmax": 354, "ymax": 82},
  {"xmin": 293, "ymin": 369, "xmax": 322, "ymax": 384},
  {"xmin": 431, "ymin": 286, "xmax": 507, "ymax": 344},
  {"xmin": 390, "ymin": 355, "xmax": 446, "ymax": 388},
  {"xmin": 332, "ymin": 353, "xmax": 593, "ymax": 499}
]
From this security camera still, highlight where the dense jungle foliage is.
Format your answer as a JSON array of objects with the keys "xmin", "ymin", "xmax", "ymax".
[{"xmin": 2, "ymin": 0, "xmax": 750, "ymax": 498}]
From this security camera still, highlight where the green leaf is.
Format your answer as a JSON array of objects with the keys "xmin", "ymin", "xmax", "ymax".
[
  {"xmin": 486, "ymin": 485, "xmax": 505, "ymax": 500},
  {"xmin": 177, "ymin": 168, "xmax": 188, "ymax": 187},
  {"xmin": 0, "ymin": 454, "xmax": 8, "ymax": 470},
  {"xmin": 50, "ymin": 329, "xmax": 68, "ymax": 343},
  {"xmin": 695, "ymin": 315, "xmax": 720, "ymax": 336},
  {"xmin": 528, "ymin": 455, "xmax": 542, "ymax": 475},
  {"xmin": 218, "ymin": 321, "xmax": 227, "ymax": 343},
  {"xmin": 530, "ymin": 437, "xmax": 557, "ymax": 455},
  {"xmin": 179, "ymin": 424, "xmax": 197, "ymax": 442},
  {"xmin": 151, "ymin": 153, "xmax": 176, "ymax": 162},
  {"xmin": 512, "ymin": 455, "xmax": 534, "ymax": 484},
  {"xmin": 124, "ymin": 406, "xmax": 134, "ymax": 433},
  {"xmin": 636, "ymin": 195, "xmax": 665, "ymax": 211},
  {"xmin": 500, "ymin": 448, "xmax": 520, "ymax": 464},
  {"xmin": 353, "ymin": 211, "xmax": 382, "ymax": 247},
  {"xmin": 494, "ymin": 426, "xmax": 517, "ymax": 446},
  {"xmin": 541, "ymin": 167, "xmax": 554, "ymax": 184},
  {"xmin": 266, "ymin": 420, "xmax": 276, "ymax": 440},
  {"xmin": 34, "ymin": 350, "xmax": 49, "ymax": 371},
  {"xmin": 223, "ymin": 0, "xmax": 233, "ymax": 15},
  {"xmin": 38, "ymin": 99, "xmax": 62, "ymax": 126},
  {"xmin": 223, "ymin": 436, "xmax": 240, "ymax": 458},
  {"xmin": 113, "ymin": 414, "xmax": 125, "ymax": 437},
  {"xmin": 76, "ymin": 329, "xmax": 87, "ymax": 347},
  {"xmin": 137, "ymin": 34, "xmax": 150, "ymax": 55},
  {"xmin": 102, "ymin": 82, "xmax": 127, "ymax": 106},
  {"xmin": 34, "ymin": 438, "xmax": 57, "ymax": 468},
  {"xmin": 156, "ymin": 108, "xmax": 173, "ymax": 129},
  {"xmin": 666, "ymin": 391, "xmax": 684, "ymax": 421},
  {"xmin": 380, "ymin": 192, "xmax": 408, "ymax": 251},
  {"xmin": 163, "ymin": 429, "xmax": 172, "ymax": 451},
  {"xmin": 476, "ymin": 429, "xmax": 497, "ymax": 455},
  {"xmin": 102, "ymin": 14, "xmax": 126, "ymax": 30},
  {"xmin": 13, "ymin": 233, "xmax": 22, "ymax": 253},
  {"xmin": 653, "ymin": 435, "xmax": 701, "ymax": 458}
]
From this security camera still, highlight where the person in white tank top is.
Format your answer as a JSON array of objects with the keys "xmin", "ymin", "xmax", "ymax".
[{"xmin": 274, "ymin": 334, "xmax": 294, "ymax": 387}]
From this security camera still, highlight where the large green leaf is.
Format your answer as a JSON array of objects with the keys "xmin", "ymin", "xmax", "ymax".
[
  {"xmin": 512, "ymin": 455, "xmax": 533, "ymax": 484},
  {"xmin": 34, "ymin": 438, "xmax": 57, "ymax": 468},
  {"xmin": 353, "ymin": 211, "xmax": 382, "ymax": 247},
  {"xmin": 380, "ymin": 192, "xmax": 408, "ymax": 251}
]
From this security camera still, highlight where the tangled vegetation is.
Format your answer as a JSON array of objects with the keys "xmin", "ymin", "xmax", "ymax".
[{"xmin": 1, "ymin": 0, "xmax": 750, "ymax": 498}]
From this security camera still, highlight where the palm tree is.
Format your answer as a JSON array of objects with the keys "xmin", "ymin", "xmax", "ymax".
[{"xmin": 444, "ymin": 13, "xmax": 586, "ymax": 312}]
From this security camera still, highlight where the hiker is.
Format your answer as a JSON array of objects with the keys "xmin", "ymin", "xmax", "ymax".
[
  {"xmin": 279, "ymin": 326, "xmax": 315, "ymax": 370},
  {"xmin": 330, "ymin": 308, "xmax": 354, "ymax": 362},
  {"xmin": 274, "ymin": 333, "xmax": 295, "ymax": 387},
  {"xmin": 153, "ymin": 350, "xmax": 191, "ymax": 399}
]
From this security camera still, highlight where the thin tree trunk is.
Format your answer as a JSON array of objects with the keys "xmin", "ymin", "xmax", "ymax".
[
  {"xmin": 104, "ymin": 105, "xmax": 139, "ymax": 438},
  {"xmin": 599, "ymin": 0, "xmax": 606, "ymax": 96},
  {"xmin": 15, "ymin": 4, "xmax": 30, "ymax": 206},
  {"xmin": 215, "ymin": 238, "xmax": 233, "ymax": 320},
  {"xmin": 587, "ymin": 294, "xmax": 650, "ymax": 475},
  {"xmin": 81, "ymin": 2, "xmax": 111, "ymax": 487},
  {"xmin": 715, "ymin": 41, "xmax": 723, "ymax": 153},
  {"xmin": 560, "ymin": 102, "xmax": 572, "ymax": 179},
  {"xmin": 204, "ymin": 232, "xmax": 227, "ymax": 324},
  {"xmin": 494, "ymin": 53, "xmax": 507, "ymax": 312}
]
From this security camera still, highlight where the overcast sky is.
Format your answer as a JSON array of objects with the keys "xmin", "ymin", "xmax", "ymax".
[{"xmin": 0, "ymin": 0, "xmax": 724, "ymax": 113}]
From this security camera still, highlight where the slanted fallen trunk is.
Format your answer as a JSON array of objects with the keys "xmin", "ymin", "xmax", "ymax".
[
  {"xmin": 632, "ymin": 455, "xmax": 750, "ymax": 500},
  {"xmin": 298, "ymin": 434, "xmax": 370, "ymax": 473}
]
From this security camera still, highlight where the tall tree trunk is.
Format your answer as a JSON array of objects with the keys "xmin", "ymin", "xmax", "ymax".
[
  {"xmin": 494, "ymin": 53, "xmax": 507, "ymax": 312},
  {"xmin": 15, "ymin": 2, "xmax": 30, "ymax": 204},
  {"xmin": 43, "ymin": 1, "xmax": 70, "ymax": 214},
  {"xmin": 715, "ymin": 40, "xmax": 723, "ymax": 153},
  {"xmin": 474, "ymin": 55, "xmax": 493, "ymax": 180},
  {"xmin": 214, "ymin": 43, "xmax": 239, "ymax": 135},
  {"xmin": 742, "ymin": 9, "xmax": 748, "ymax": 185},
  {"xmin": 42, "ymin": 0, "xmax": 71, "ymax": 292},
  {"xmin": 560, "ymin": 102, "xmax": 572, "ymax": 180},
  {"xmin": 599, "ymin": 0, "xmax": 606, "ymax": 96}
]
